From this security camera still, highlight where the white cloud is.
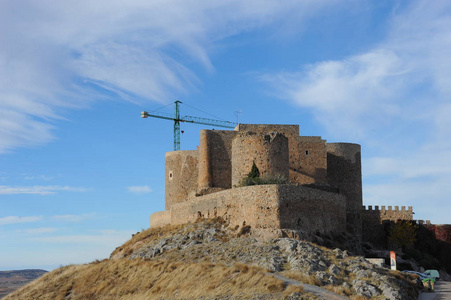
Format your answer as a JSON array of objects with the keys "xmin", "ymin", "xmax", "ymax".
[
  {"xmin": 263, "ymin": 1, "xmax": 451, "ymax": 141},
  {"xmin": 0, "ymin": 185, "xmax": 89, "ymax": 195},
  {"xmin": 0, "ymin": 216, "xmax": 43, "ymax": 225},
  {"xmin": 0, "ymin": 0, "xmax": 339, "ymax": 153},
  {"xmin": 262, "ymin": 0, "xmax": 451, "ymax": 224},
  {"xmin": 127, "ymin": 185, "xmax": 152, "ymax": 194}
]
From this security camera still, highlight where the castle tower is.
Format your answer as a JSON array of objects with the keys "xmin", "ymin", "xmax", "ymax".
[
  {"xmin": 165, "ymin": 151, "xmax": 199, "ymax": 210},
  {"xmin": 231, "ymin": 131, "xmax": 289, "ymax": 187},
  {"xmin": 326, "ymin": 143, "xmax": 362, "ymax": 239}
]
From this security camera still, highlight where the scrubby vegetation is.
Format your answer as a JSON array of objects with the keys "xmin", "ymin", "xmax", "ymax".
[
  {"xmin": 6, "ymin": 218, "xmax": 421, "ymax": 300},
  {"xmin": 5, "ymin": 260, "xmax": 291, "ymax": 300},
  {"xmin": 239, "ymin": 162, "xmax": 289, "ymax": 186}
]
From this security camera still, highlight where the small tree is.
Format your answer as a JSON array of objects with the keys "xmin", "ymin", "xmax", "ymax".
[
  {"xmin": 247, "ymin": 161, "xmax": 260, "ymax": 178},
  {"xmin": 389, "ymin": 220, "xmax": 418, "ymax": 250}
]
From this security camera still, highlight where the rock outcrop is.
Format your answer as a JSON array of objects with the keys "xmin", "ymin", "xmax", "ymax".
[{"xmin": 111, "ymin": 219, "xmax": 420, "ymax": 299}]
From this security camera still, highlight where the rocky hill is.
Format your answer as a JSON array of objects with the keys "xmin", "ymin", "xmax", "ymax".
[
  {"xmin": 0, "ymin": 269, "xmax": 47, "ymax": 299},
  {"xmin": 5, "ymin": 219, "xmax": 420, "ymax": 299}
]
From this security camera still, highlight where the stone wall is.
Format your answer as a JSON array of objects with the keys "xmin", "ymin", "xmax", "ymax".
[
  {"xmin": 151, "ymin": 184, "xmax": 346, "ymax": 236},
  {"xmin": 198, "ymin": 130, "xmax": 236, "ymax": 191},
  {"xmin": 290, "ymin": 136, "xmax": 327, "ymax": 185},
  {"xmin": 361, "ymin": 205, "xmax": 414, "ymax": 247},
  {"xmin": 235, "ymin": 124, "xmax": 300, "ymax": 137},
  {"xmin": 158, "ymin": 124, "xmax": 363, "ymax": 237},
  {"xmin": 232, "ymin": 124, "xmax": 328, "ymax": 185},
  {"xmin": 231, "ymin": 132, "xmax": 289, "ymax": 186},
  {"xmin": 363, "ymin": 205, "xmax": 414, "ymax": 222},
  {"xmin": 149, "ymin": 210, "xmax": 171, "ymax": 228},
  {"xmin": 165, "ymin": 150, "xmax": 199, "ymax": 210},
  {"xmin": 424, "ymin": 224, "xmax": 451, "ymax": 244},
  {"xmin": 277, "ymin": 185, "xmax": 346, "ymax": 233},
  {"xmin": 327, "ymin": 143, "xmax": 362, "ymax": 238}
]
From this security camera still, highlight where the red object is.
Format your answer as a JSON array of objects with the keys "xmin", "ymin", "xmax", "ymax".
[{"xmin": 390, "ymin": 251, "xmax": 397, "ymax": 270}]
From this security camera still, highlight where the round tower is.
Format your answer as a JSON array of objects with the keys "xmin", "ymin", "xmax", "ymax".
[
  {"xmin": 231, "ymin": 132, "xmax": 289, "ymax": 187},
  {"xmin": 326, "ymin": 143, "xmax": 362, "ymax": 239}
]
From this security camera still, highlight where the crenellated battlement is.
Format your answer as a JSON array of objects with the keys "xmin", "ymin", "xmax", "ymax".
[
  {"xmin": 362, "ymin": 205, "xmax": 413, "ymax": 223},
  {"xmin": 362, "ymin": 205, "xmax": 413, "ymax": 212},
  {"xmin": 414, "ymin": 219, "xmax": 431, "ymax": 225}
]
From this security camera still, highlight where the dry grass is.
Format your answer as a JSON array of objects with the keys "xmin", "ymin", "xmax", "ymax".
[
  {"xmin": 110, "ymin": 223, "xmax": 186, "ymax": 259},
  {"xmin": 111, "ymin": 217, "xmax": 229, "ymax": 260},
  {"xmin": 349, "ymin": 296, "xmax": 368, "ymax": 300},
  {"xmin": 282, "ymin": 285, "xmax": 304, "ymax": 294},
  {"xmin": 280, "ymin": 271, "xmax": 322, "ymax": 286},
  {"xmin": 5, "ymin": 259, "xmax": 296, "ymax": 300},
  {"xmin": 323, "ymin": 284, "xmax": 352, "ymax": 296}
]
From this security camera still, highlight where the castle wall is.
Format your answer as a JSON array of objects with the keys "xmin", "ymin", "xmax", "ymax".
[
  {"xmin": 234, "ymin": 124, "xmax": 327, "ymax": 185},
  {"xmin": 378, "ymin": 205, "xmax": 413, "ymax": 222},
  {"xmin": 152, "ymin": 185, "xmax": 346, "ymax": 235},
  {"xmin": 361, "ymin": 205, "xmax": 414, "ymax": 247},
  {"xmin": 231, "ymin": 132, "xmax": 289, "ymax": 186},
  {"xmin": 198, "ymin": 130, "xmax": 236, "ymax": 191},
  {"xmin": 424, "ymin": 224, "xmax": 451, "ymax": 244},
  {"xmin": 235, "ymin": 124, "xmax": 299, "ymax": 137},
  {"xmin": 149, "ymin": 210, "xmax": 171, "ymax": 228},
  {"xmin": 326, "ymin": 143, "xmax": 362, "ymax": 238},
  {"xmin": 278, "ymin": 185, "xmax": 346, "ymax": 233},
  {"xmin": 165, "ymin": 150, "xmax": 199, "ymax": 210}
]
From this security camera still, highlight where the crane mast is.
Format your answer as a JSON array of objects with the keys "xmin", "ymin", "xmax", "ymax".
[{"xmin": 141, "ymin": 101, "xmax": 236, "ymax": 151}]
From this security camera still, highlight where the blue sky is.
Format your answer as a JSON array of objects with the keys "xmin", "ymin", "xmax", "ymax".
[{"xmin": 1, "ymin": 0, "xmax": 450, "ymax": 271}]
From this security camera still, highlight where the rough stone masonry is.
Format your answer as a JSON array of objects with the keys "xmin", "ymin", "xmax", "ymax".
[{"xmin": 151, "ymin": 124, "xmax": 366, "ymax": 239}]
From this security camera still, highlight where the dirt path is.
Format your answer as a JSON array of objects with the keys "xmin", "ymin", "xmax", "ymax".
[{"xmin": 270, "ymin": 273, "xmax": 349, "ymax": 299}]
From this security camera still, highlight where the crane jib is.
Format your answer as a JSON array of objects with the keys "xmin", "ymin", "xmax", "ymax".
[{"xmin": 141, "ymin": 101, "xmax": 236, "ymax": 151}]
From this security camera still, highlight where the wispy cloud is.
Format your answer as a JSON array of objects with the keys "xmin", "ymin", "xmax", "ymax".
[
  {"xmin": 0, "ymin": 216, "xmax": 43, "ymax": 225},
  {"xmin": 127, "ymin": 185, "xmax": 152, "ymax": 194},
  {"xmin": 0, "ymin": 185, "xmax": 89, "ymax": 195},
  {"xmin": 0, "ymin": 0, "xmax": 339, "ymax": 153},
  {"xmin": 263, "ymin": 1, "xmax": 451, "ymax": 141}
]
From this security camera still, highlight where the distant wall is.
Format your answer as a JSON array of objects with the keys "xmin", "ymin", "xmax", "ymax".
[
  {"xmin": 152, "ymin": 185, "xmax": 346, "ymax": 235},
  {"xmin": 363, "ymin": 205, "xmax": 413, "ymax": 222},
  {"xmin": 424, "ymin": 224, "xmax": 451, "ymax": 244},
  {"xmin": 362, "ymin": 205, "xmax": 414, "ymax": 247}
]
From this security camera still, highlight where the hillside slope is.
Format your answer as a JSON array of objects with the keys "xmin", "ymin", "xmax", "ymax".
[
  {"xmin": 0, "ymin": 269, "xmax": 47, "ymax": 299},
  {"xmin": 5, "ymin": 219, "xmax": 420, "ymax": 299}
]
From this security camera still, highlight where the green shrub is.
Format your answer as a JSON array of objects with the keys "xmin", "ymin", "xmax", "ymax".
[
  {"xmin": 240, "ymin": 173, "xmax": 289, "ymax": 186},
  {"xmin": 248, "ymin": 161, "xmax": 260, "ymax": 178}
]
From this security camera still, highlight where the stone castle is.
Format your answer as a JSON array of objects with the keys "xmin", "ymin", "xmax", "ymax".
[{"xmin": 150, "ymin": 124, "xmax": 419, "ymax": 242}]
